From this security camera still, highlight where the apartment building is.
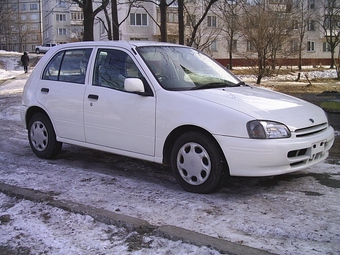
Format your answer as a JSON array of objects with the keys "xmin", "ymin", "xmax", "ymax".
[
  {"xmin": 1, "ymin": 0, "xmax": 338, "ymax": 65},
  {"xmin": 41, "ymin": 0, "xmax": 83, "ymax": 45},
  {"xmin": 0, "ymin": 0, "xmax": 83, "ymax": 52},
  {"xmin": 94, "ymin": 0, "xmax": 339, "ymax": 65},
  {"xmin": 0, "ymin": 0, "xmax": 42, "ymax": 52}
]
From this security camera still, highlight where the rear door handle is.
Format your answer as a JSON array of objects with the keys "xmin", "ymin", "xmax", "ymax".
[
  {"xmin": 88, "ymin": 94, "xmax": 99, "ymax": 100},
  {"xmin": 41, "ymin": 88, "xmax": 49, "ymax": 93}
]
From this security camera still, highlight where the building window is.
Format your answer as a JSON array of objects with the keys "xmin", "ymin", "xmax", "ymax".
[
  {"xmin": 22, "ymin": 25, "xmax": 27, "ymax": 31},
  {"xmin": 307, "ymin": 41, "xmax": 315, "ymax": 52},
  {"xmin": 308, "ymin": 0, "xmax": 315, "ymax": 9},
  {"xmin": 71, "ymin": 12, "xmax": 83, "ymax": 20},
  {"xmin": 58, "ymin": 28, "xmax": 67, "ymax": 35},
  {"xmin": 21, "ymin": 4, "xmax": 26, "ymax": 11},
  {"xmin": 207, "ymin": 16, "xmax": 217, "ymax": 27},
  {"xmin": 30, "ymin": 4, "xmax": 38, "ymax": 10},
  {"xmin": 10, "ymin": 25, "xmax": 18, "ymax": 32},
  {"xmin": 21, "ymin": 15, "xmax": 27, "ymax": 21},
  {"xmin": 168, "ymin": 13, "xmax": 178, "ymax": 23},
  {"xmin": 130, "ymin": 13, "xmax": 147, "ymax": 26},
  {"xmin": 56, "ymin": 14, "xmax": 67, "ymax": 21},
  {"xmin": 30, "ymin": 24, "xmax": 38, "ymax": 30},
  {"xmin": 292, "ymin": 20, "xmax": 298, "ymax": 29},
  {"xmin": 323, "ymin": 42, "xmax": 331, "ymax": 52},
  {"xmin": 210, "ymin": 40, "xmax": 217, "ymax": 51},
  {"xmin": 30, "ymin": 14, "xmax": 38, "ymax": 20},
  {"xmin": 307, "ymin": 20, "xmax": 315, "ymax": 31},
  {"xmin": 130, "ymin": 37, "xmax": 149, "ymax": 41},
  {"xmin": 32, "ymin": 34, "xmax": 38, "ymax": 41},
  {"xmin": 247, "ymin": 41, "xmax": 256, "ymax": 51},
  {"xmin": 290, "ymin": 40, "xmax": 298, "ymax": 52}
]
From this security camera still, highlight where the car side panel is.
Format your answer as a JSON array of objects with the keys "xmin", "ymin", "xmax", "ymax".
[
  {"xmin": 36, "ymin": 80, "xmax": 86, "ymax": 141},
  {"xmin": 83, "ymin": 86, "xmax": 156, "ymax": 156}
]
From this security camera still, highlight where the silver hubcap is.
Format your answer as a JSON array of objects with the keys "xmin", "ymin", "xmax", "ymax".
[
  {"xmin": 30, "ymin": 121, "xmax": 48, "ymax": 151},
  {"xmin": 176, "ymin": 142, "xmax": 211, "ymax": 185}
]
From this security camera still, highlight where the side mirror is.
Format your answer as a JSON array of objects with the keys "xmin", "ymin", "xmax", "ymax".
[{"xmin": 124, "ymin": 78, "xmax": 145, "ymax": 93}]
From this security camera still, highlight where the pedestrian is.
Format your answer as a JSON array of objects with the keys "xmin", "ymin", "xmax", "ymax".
[{"xmin": 21, "ymin": 52, "xmax": 29, "ymax": 73}]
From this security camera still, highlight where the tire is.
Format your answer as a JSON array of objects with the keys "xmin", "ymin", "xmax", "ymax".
[
  {"xmin": 28, "ymin": 113, "xmax": 62, "ymax": 159},
  {"xmin": 170, "ymin": 131, "xmax": 227, "ymax": 193},
  {"xmin": 35, "ymin": 49, "xmax": 40, "ymax": 54}
]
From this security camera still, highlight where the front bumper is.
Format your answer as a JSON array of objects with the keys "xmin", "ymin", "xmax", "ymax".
[{"xmin": 215, "ymin": 126, "xmax": 335, "ymax": 177}]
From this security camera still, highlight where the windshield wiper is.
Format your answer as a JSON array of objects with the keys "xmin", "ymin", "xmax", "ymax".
[{"xmin": 192, "ymin": 81, "xmax": 240, "ymax": 90}]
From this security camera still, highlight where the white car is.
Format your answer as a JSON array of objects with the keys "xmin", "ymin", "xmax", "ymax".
[
  {"xmin": 20, "ymin": 41, "xmax": 335, "ymax": 193},
  {"xmin": 35, "ymin": 43, "xmax": 56, "ymax": 54}
]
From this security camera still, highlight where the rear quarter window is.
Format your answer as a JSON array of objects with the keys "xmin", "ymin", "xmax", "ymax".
[{"xmin": 42, "ymin": 48, "xmax": 93, "ymax": 84}]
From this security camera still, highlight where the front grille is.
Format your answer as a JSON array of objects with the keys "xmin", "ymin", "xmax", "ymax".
[
  {"xmin": 287, "ymin": 148, "xmax": 308, "ymax": 158},
  {"xmin": 294, "ymin": 123, "xmax": 328, "ymax": 138}
]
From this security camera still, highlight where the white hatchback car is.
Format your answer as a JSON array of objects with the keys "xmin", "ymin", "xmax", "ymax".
[
  {"xmin": 21, "ymin": 41, "xmax": 335, "ymax": 193},
  {"xmin": 35, "ymin": 43, "xmax": 57, "ymax": 54}
]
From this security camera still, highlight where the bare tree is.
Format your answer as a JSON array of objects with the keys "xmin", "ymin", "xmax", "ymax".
[
  {"xmin": 317, "ymin": 0, "xmax": 340, "ymax": 69},
  {"xmin": 0, "ymin": 2, "xmax": 15, "ymax": 50},
  {"xmin": 97, "ymin": 0, "xmax": 135, "ymax": 41},
  {"xmin": 214, "ymin": 0, "xmax": 243, "ymax": 69},
  {"xmin": 238, "ymin": 1, "xmax": 294, "ymax": 84},
  {"xmin": 287, "ymin": 0, "xmax": 314, "ymax": 70},
  {"xmin": 72, "ymin": 0, "xmax": 110, "ymax": 41},
  {"xmin": 185, "ymin": 0, "xmax": 218, "ymax": 47}
]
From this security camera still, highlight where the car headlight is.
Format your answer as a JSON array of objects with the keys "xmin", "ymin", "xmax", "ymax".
[{"xmin": 247, "ymin": 120, "xmax": 291, "ymax": 139}]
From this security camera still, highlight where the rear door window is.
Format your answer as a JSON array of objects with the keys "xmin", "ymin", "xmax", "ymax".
[{"xmin": 42, "ymin": 48, "xmax": 92, "ymax": 84}]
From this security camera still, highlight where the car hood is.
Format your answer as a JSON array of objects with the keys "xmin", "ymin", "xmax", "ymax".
[{"xmin": 181, "ymin": 86, "xmax": 327, "ymax": 130}]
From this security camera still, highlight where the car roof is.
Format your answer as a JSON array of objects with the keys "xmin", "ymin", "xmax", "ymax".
[{"xmin": 51, "ymin": 41, "xmax": 186, "ymax": 50}]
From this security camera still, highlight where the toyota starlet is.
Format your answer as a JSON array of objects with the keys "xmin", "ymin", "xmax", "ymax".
[{"xmin": 20, "ymin": 41, "xmax": 335, "ymax": 193}]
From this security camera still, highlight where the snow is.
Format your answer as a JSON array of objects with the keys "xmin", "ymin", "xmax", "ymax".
[{"xmin": 0, "ymin": 50, "xmax": 339, "ymax": 255}]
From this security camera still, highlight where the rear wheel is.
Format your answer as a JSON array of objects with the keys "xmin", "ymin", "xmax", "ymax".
[
  {"xmin": 28, "ymin": 113, "xmax": 62, "ymax": 159},
  {"xmin": 170, "ymin": 131, "xmax": 227, "ymax": 193}
]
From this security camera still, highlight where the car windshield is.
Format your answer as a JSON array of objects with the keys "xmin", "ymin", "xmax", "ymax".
[{"xmin": 137, "ymin": 46, "xmax": 241, "ymax": 91}]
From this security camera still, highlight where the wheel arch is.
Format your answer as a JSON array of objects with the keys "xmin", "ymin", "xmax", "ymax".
[
  {"xmin": 24, "ymin": 106, "xmax": 50, "ymax": 130},
  {"xmin": 162, "ymin": 125, "xmax": 230, "ymax": 174}
]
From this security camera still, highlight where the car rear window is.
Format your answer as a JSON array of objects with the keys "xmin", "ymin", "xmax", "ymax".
[{"xmin": 42, "ymin": 48, "xmax": 92, "ymax": 84}]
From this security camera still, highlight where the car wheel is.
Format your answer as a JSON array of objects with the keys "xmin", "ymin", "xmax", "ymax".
[
  {"xmin": 28, "ymin": 113, "xmax": 62, "ymax": 159},
  {"xmin": 170, "ymin": 131, "xmax": 227, "ymax": 193},
  {"xmin": 35, "ymin": 49, "xmax": 40, "ymax": 54}
]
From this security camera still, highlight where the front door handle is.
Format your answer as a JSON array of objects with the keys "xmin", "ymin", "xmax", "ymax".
[
  {"xmin": 41, "ymin": 88, "xmax": 49, "ymax": 93},
  {"xmin": 88, "ymin": 94, "xmax": 99, "ymax": 100}
]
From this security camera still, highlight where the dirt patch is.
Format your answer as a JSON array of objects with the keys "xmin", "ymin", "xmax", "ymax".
[{"xmin": 260, "ymin": 79, "xmax": 340, "ymax": 94}]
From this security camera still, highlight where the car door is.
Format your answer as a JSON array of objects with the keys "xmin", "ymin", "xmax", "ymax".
[
  {"xmin": 37, "ymin": 48, "xmax": 93, "ymax": 141},
  {"xmin": 84, "ymin": 48, "xmax": 156, "ymax": 156}
]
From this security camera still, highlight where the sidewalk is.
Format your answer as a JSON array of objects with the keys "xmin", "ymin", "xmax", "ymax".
[{"xmin": 0, "ymin": 182, "xmax": 274, "ymax": 255}]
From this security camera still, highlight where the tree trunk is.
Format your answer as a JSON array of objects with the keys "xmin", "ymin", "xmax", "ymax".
[
  {"xmin": 160, "ymin": 0, "xmax": 167, "ymax": 42},
  {"xmin": 111, "ymin": 0, "xmax": 119, "ymax": 40},
  {"xmin": 83, "ymin": 0, "xmax": 94, "ymax": 41},
  {"xmin": 178, "ymin": 0, "xmax": 184, "ymax": 45},
  {"xmin": 330, "ymin": 49, "xmax": 335, "ymax": 69},
  {"xmin": 103, "ymin": 8, "xmax": 112, "ymax": 40}
]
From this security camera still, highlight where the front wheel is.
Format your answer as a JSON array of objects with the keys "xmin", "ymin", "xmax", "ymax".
[
  {"xmin": 170, "ymin": 132, "xmax": 227, "ymax": 193},
  {"xmin": 28, "ymin": 113, "xmax": 62, "ymax": 159}
]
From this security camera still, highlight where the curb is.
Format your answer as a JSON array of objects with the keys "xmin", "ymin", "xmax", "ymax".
[{"xmin": 0, "ymin": 183, "xmax": 275, "ymax": 255}]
